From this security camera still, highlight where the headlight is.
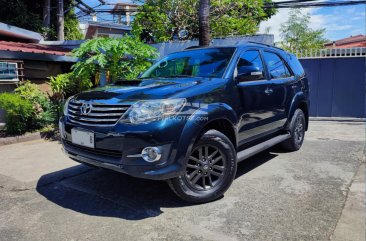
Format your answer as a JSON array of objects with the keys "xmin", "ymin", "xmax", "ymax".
[
  {"xmin": 63, "ymin": 96, "xmax": 73, "ymax": 116},
  {"xmin": 122, "ymin": 98, "xmax": 186, "ymax": 124}
]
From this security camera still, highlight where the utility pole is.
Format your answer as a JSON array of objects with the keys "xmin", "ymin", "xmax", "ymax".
[
  {"xmin": 43, "ymin": 0, "xmax": 51, "ymax": 39},
  {"xmin": 57, "ymin": 0, "xmax": 65, "ymax": 41},
  {"xmin": 198, "ymin": 0, "xmax": 210, "ymax": 46},
  {"xmin": 43, "ymin": 0, "xmax": 51, "ymax": 28}
]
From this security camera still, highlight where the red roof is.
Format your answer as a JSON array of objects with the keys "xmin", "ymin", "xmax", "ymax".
[
  {"xmin": 0, "ymin": 41, "xmax": 71, "ymax": 56},
  {"xmin": 325, "ymin": 35, "xmax": 366, "ymax": 48}
]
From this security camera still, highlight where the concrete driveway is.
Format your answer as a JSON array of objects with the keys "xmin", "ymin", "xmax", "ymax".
[{"xmin": 0, "ymin": 120, "xmax": 364, "ymax": 241}]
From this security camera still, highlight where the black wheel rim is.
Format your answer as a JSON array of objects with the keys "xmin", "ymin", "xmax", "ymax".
[
  {"xmin": 184, "ymin": 144, "xmax": 226, "ymax": 191},
  {"xmin": 294, "ymin": 115, "xmax": 304, "ymax": 143}
]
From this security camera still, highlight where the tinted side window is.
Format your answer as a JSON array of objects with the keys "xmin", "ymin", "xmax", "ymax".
[
  {"xmin": 287, "ymin": 54, "xmax": 305, "ymax": 77},
  {"xmin": 263, "ymin": 52, "xmax": 292, "ymax": 79},
  {"xmin": 236, "ymin": 50, "xmax": 264, "ymax": 78}
]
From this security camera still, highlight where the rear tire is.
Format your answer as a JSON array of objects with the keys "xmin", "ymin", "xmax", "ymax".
[
  {"xmin": 281, "ymin": 109, "xmax": 306, "ymax": 151},
  {"xmin": 168, "ymin": 130, "xmax": 237, "ymax": 203}
]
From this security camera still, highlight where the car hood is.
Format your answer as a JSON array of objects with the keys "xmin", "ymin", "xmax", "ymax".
[{"xmin": 73, "ymin": 77, "xmax": 207, "ymax": 103}]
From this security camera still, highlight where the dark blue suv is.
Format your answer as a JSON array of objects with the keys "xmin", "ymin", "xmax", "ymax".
[{"xmin": 60, "ymin": 43, "xmax": 309, "ymax": 203}]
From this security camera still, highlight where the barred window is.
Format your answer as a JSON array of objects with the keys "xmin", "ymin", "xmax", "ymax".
[{"xmin": 0, "ymin": 62, "xmax": 18, "ymax": 82}]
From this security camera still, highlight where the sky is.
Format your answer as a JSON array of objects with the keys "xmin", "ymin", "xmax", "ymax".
[
  {"xmin": 82, "ymin": 0, "xmax": 366, "ymax": 42},
  {"xmin": 259, "ymin": 2, "xmax": 366, "ymax": 42}
]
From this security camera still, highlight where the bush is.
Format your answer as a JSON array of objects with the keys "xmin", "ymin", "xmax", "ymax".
[
  {"xmin": 15, "ymin": 81, "xmax": 54, "ymax": 127},
  {"xmin": 0, "ymin": 93, "xmax": 34, "ymax": 134},
  {"xmin": 15, "ymin": 81, "xmax": 48, "ymax": 109},
  {"xmin": 50, "ymin": 72, "xmax": 92, "ymax": 99},
  {"xmin": 49, "ymin": 73, "xmax": 92, "ymax": 123}
]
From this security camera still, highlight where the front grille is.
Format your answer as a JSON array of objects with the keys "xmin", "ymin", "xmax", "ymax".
[{"xmin": 67, "ymin": 99, "xmax": 130, "ymax": 127}]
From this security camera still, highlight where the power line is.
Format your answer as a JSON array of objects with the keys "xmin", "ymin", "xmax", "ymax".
[
  {"xmin": 75, "ymin": 0, "xmax": 366, "ymax": 19},
  {"xmin": 75, "ymin": 0, "xmax": 95, "ymax": 13},
  {"xmin": 265, "ymin": 0, "xmax": 366, "ymax": 8}
]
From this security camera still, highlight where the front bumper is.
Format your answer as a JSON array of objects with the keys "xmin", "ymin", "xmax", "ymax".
[{"xmin": 59, "ymin": 116, "xmax": 188, "ymax": 180}]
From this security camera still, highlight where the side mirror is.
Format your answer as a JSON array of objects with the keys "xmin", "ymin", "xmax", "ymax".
[
  {"xmin": 159, "ymin": 60, "xmax": 168, "ymax": 68},
  {"xmin": 236, "ymin": 66, "xmax": 263, "ymax": 82}
]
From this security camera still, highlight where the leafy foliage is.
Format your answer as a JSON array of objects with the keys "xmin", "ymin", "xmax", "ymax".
[
  {"xmin": 15, "ymin": 81, "xmax": 49, "ymax": 111},
  {"xmin": 64, "ymin": 8, "xmax": 83, "ymax": 40},
  {"xmin": 0, "ymin": 0, "xmax": 82, "ymax": 40},
  {"xmin": 0, "ymin": 93, "xmax": 34, "ymax": 134},
  {"xmin": 0, "ymin": 0, "xmax": 43, "ymax": 33},
  {"xmin": 50, "ymin": 74, "xmax": 71, "ymax": 100},
  {"xmin": 132, "ymin": 4, "xmax": 173, "ymax": 42},
  {"xmin": 49, "ymin": 73, "xmax": 92, "ymax": 122},
  {"xmin": 15, "ymin": 81, "xmax": 55, "ymax": 127},
  {"xmin": 280, "ymin": 9, "xmax": 326, "ymax": 52},
  {"xmin": 132, "ymin": 0, "xmax": 277, "ymax": 42},
  {"xmin": 72, "ymin": 36, "xmax": 158, "ymax": 82}
]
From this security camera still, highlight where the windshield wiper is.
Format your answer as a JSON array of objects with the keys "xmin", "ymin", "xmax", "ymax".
[
  {"xmin": 160, "ymin": 75, "xmax": 197, "ymax": 78},
  {"xmin": 139, "ymin": 75, "xmax": 201, "ymax": 79}
]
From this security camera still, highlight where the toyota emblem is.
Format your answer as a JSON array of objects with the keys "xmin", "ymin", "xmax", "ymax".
[{"xmin": 80, "ymin": 103, "xmax": 93, "ymax": 115}]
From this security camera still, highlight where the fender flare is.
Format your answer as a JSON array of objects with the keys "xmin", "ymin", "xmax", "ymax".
[
  {"xmin": 173, "ymin": 103, "xmax": 238, "ymax": 169},
  {"xmin": 287, "ymin": 92, "xmax": 309, "ymax": 130}
]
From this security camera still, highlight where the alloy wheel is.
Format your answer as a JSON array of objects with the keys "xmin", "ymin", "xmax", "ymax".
[
  {"xmin": 184, "ymin": 144, "xmax": 226, "ymax": 191},
  {"xmin": 294, "ymin": 115, "xmax": 304, "ymax": 143}
]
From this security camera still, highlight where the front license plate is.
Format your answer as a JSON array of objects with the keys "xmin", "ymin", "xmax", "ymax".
[{"xmin": 71, "ymin": 129, "xmax": 94, "ymax": 148}]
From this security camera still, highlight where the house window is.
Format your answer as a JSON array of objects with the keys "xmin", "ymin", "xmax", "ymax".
[{"xmin": 0, "ymin": 62, "xmax": 18, "ymax": 82}]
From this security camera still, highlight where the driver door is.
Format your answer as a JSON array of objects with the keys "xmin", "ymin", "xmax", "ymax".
[{"xmin": 235, "ymin": 50, "xmax": 274, "ymax": 145}]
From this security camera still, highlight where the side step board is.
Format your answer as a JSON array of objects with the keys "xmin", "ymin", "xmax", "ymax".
[{"xmin": 237, "ymin": 133, "xmax": 291, "ymax": 162}]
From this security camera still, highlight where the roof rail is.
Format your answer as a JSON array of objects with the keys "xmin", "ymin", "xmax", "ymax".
[{"xmin": 246, "ymin": 41, "xmax": 285, "ymax": 51}]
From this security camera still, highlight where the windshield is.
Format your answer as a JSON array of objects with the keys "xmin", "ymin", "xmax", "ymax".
[{"xmin": 140, "ymin": 47, "xmax": 235, "ymax": 79}]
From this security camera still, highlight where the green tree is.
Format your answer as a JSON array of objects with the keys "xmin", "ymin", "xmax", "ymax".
[
  {"xmin": 64, "ymin": 8, "xmax": 83, "ymax": 40},
  {"xmin": 280, "ymin": 9, "xmax": 326, "ymax": 52},
  {"xmin": 0, "ymin": 0, "xmax": 43, "ymax": 33},
  {"xmin": 132, "ymin": 0, "xmax": 276, "ymax": 42},
  {"xmin": 71, "ymin": 36, "xmax": 158, "ymax": 82},
  {"xmin": 0, "ymin": 0, "xmax": 82, "ymax": 40}
]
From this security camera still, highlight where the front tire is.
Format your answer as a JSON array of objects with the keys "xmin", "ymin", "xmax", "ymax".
[
  {"xmin": 168, "ymin": 130, "xmax": 237, "ymax": 203},
  {"xmin": 281, "ymin": 109, "xmax": 306, "ymax": 151}
]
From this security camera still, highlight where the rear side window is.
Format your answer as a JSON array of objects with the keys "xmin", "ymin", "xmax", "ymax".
[
  {"xmin": 263, "ymin": 52, "xmax": 292, "ymax": 79},
  {"xmin": 287, "ymin": 54, "xmax": 305, "ymax": 77}
]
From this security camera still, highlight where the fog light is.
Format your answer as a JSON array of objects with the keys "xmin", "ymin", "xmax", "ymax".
[{"xmin": 141, "ymin": 147, "xmax": 162, "ymax": 162}]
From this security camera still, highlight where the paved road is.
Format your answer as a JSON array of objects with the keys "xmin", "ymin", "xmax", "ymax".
[{"xmin": 0, "ymin": 121, "xmax": 364, "ymax": 241}]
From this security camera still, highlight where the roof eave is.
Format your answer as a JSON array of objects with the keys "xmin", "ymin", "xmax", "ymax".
[
  {"xmin": 0, "ymin": 50, "xmax": 77, "ymax": 63},
  {"xmin": 0, "ymin": 22, "xmax": 42, "ymax": 43}
]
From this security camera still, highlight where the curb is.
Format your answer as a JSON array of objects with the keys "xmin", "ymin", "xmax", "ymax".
[{"xmin": 0, "ymin": 132, "xmax": 42, "ymax": 146}]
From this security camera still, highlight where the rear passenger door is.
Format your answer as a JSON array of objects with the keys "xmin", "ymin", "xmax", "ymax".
[{"xmin": 262, "ymin": 51, "xmax": 294, "ymax": 127}]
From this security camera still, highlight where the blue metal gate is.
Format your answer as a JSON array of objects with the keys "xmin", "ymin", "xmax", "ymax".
[{"xmin": 300, "ymin": 57, "xmax": 365, "ymax": 118}]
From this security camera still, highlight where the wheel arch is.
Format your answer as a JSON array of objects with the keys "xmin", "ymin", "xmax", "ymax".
[
  {"xmin": 198, "ymin": 118, "xmax": 237, "ymax": 150},
  {"xmin": 298, "ymin": 101, "xmax": 309, "ymax": 131},
  {"xmin": 174, "ymin": 103, "xmax": 238, "ymax": 170},
  {"xmin": 288, "ymin": 92, "xmax": 309, "ymax": 131}
]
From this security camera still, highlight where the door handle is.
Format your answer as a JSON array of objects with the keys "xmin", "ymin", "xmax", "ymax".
[{"xmin": 264, "ymin": 87, "xmax": 273, "ymax": 95}]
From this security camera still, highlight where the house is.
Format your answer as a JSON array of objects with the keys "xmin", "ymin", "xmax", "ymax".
[
  {"xmin": 324, "ymin": 35, "xmax": 366, "ymax": 48},
  {"xmin": 79, "ymin": 2, "xmax": 137, "ymax": 39},
  {"xmin": 0, "ymin": 22, "xmax": 76, "ymax": 93},
  {"xmin": 84, "ymin": 21, "xmax": 131, "ymax": 39},
  {"xmin": 112, "ymin": 3, "xmax": 138, "ymax": 26}
]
